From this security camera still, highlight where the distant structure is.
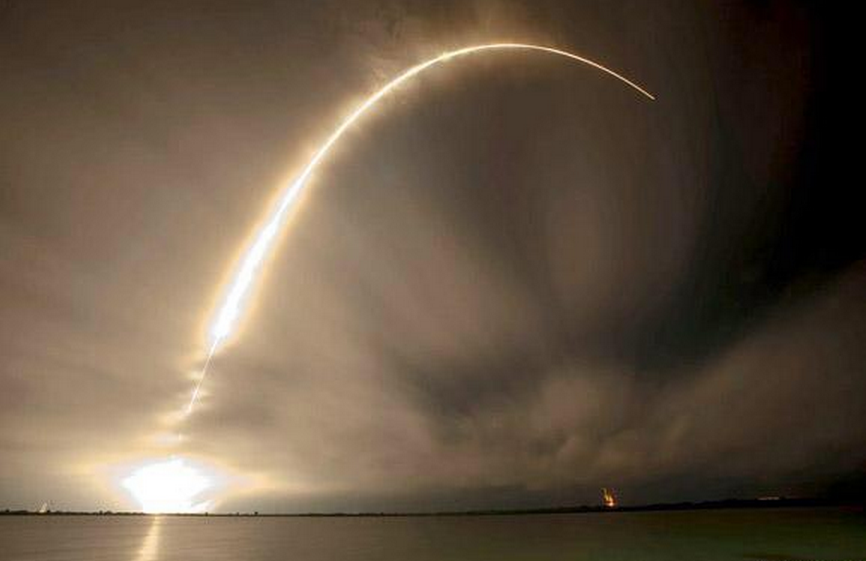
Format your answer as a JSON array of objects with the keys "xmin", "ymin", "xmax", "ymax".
[
  {"xmin": 38, "ymin": 502, "xmax": 50, "ymax": 514},
  {"xmin": 602, "ymin": 488, "xmax": 617, "ymax": 508}
]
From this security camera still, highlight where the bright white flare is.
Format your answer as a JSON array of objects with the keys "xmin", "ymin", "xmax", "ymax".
[
  {"xmin": 122, "ymin": 459, "xmax": 213, "ymax": 513},
  {"xmin": 192, "ymin": 43, "xmax": 654, "ymax": 413}
]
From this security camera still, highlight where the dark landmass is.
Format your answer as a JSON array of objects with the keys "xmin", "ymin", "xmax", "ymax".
[{"xmin": 2, "ymin": 497, "xmax": 862, "ymax": 517}]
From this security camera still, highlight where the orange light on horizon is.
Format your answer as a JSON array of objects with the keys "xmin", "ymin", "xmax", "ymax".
[{"xmin": 602, "ymin": 487, "xmax": 617, "ymax": 508}]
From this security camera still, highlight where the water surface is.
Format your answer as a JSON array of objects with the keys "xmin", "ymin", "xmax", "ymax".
[{"xmin": 2, "ymin": 507, "xmax": 864, "ymax": 560}]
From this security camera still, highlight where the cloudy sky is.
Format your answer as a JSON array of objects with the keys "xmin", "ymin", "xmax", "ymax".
[{"xmin": 1, "ymin": 0, "xmax": 862, "ymax": 512}]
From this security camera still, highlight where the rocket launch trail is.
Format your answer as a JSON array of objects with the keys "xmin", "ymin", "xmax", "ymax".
[{"xmin": 184, "ymin": 43, "xmax": 654, "ymax": 417}]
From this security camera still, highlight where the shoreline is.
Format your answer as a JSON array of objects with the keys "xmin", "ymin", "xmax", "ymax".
[{"xmin": 2, "ymin": 497, "xmax": 860, "ymax": 517}]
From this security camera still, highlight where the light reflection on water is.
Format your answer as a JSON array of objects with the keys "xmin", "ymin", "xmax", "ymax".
[{"xmin": 134, "ymin": 516, "xmax": 161, "ymax": 561}]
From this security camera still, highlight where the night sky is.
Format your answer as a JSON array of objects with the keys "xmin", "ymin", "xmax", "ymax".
[{"xmin": 1, "ymin": 0, "xmax": 862, "ymax": 512}]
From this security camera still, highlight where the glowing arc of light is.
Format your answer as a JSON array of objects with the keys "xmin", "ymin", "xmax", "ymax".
[{"xmin": 187, "ymin": 43, "xmax": 654, "ymax": 415}]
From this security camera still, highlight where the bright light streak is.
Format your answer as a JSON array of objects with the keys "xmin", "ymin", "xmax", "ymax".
[
  {"xmin": 122, "ymin": 458, "xmax": 214, "ymax": 513},
  {"xmin": 134, "ymin": 517, "xmax": 162, "ymax": 561},
  {"xmin": 192, "ymin": 43, "xmax": 654, "ymax": 414}
]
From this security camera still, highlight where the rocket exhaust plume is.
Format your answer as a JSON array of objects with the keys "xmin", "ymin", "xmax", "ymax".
[
  {"xmin": 185, "ymin": 341, "xmax": 217, "ymax": 416},
  {"xmin": 185, "ymin": 43, "xmax": 654, "ymax": 416}
]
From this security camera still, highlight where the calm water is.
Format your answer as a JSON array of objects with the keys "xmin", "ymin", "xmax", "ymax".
[{"xmin": 1, "ymin": 508, "xmax": 864, "ymax": 560}]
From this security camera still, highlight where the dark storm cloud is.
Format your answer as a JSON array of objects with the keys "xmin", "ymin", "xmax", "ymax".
[{"xmin": 1, "ymin": 0, "xmax": 861, "ymax": 511}]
